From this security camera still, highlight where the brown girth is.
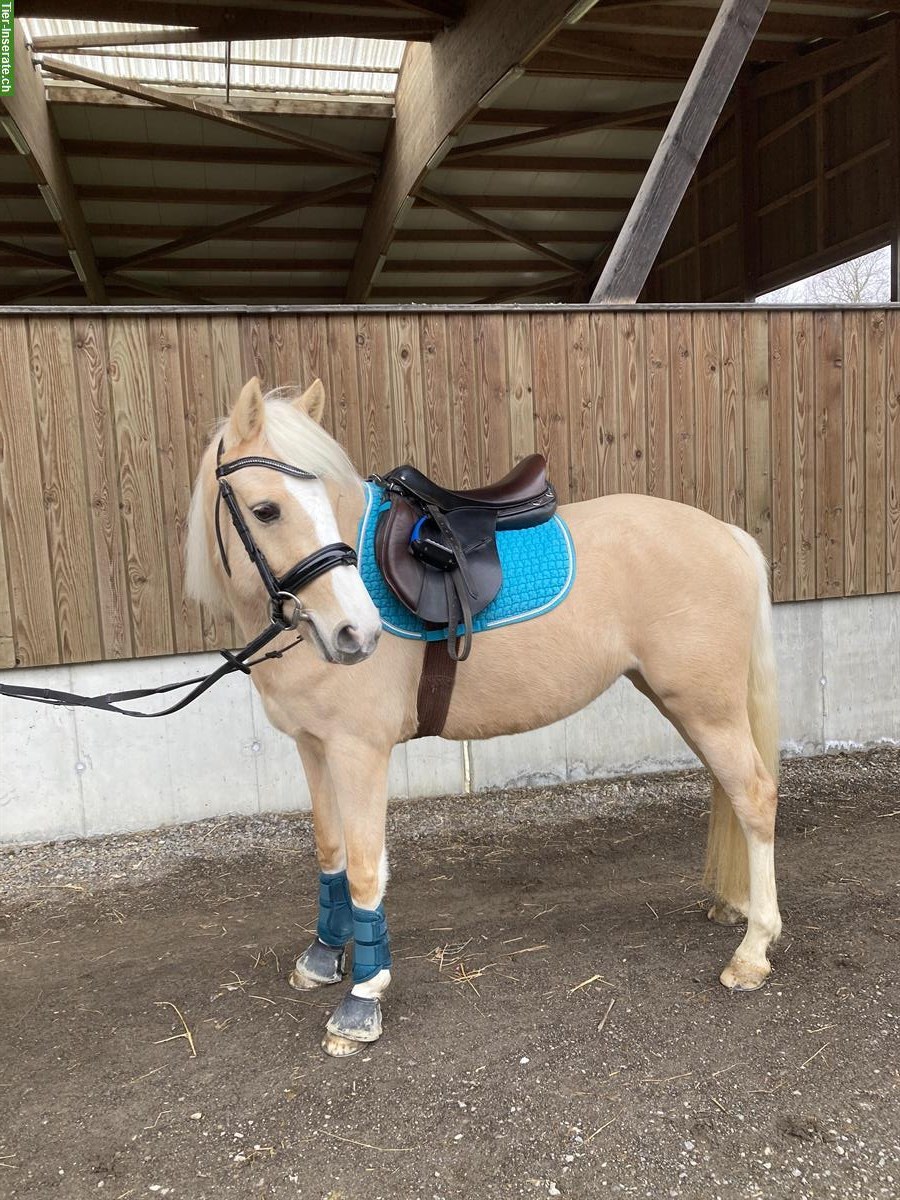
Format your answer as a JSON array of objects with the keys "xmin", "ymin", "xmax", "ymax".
[{"xmin": 415, "ymin": 638, "xmax": 458, "ymax": 737}]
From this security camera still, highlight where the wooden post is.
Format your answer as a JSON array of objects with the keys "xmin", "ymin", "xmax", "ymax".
[
  {"xmin": 590, "ymin": 0, "xmax": 768, "ymax": 305},
  {"xmin": 0, "ymin": 23, "xmax": 105, "ymax": 301}
]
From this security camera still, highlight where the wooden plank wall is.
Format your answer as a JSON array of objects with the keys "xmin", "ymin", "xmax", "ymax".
[
  {"xmin": 0, "ymin": 307, "xmax": 898, "ymax": 669},
  {"xmin": 645, "ymin": 25, "xmax": 900, "ymax": 302}
]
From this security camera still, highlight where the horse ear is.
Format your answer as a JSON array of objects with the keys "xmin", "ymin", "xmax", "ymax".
[
  {"xmin": 295, "ymin": 378, "xmax": 326, "ymax": 424},
  {"xmin": 230, "ymin": 377, "xmax": 265, "ymax": 442}
]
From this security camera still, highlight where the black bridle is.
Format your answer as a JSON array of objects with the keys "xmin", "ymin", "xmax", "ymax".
[
  {"xmin": 213, "ymin": 437, "xmax": 358, "ymax": 628},
  {"xmin": 0, "ymin": 442, "xmax": 358, "ymax": 718}
]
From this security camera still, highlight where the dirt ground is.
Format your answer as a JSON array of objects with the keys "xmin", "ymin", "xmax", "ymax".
[{"xmin": 0, "ymin": 749, "xmax": 898, "ymax": 1200}]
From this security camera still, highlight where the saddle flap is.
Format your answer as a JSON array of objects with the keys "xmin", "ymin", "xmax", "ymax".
[{"xmin": 375, "ymin": 496, "xmax": 502, "ymax": 627}]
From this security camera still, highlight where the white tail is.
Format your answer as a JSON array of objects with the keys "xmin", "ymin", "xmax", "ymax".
[{"xmin": 704, "ymin": 529, "xmax": 780, "ymax": 908}]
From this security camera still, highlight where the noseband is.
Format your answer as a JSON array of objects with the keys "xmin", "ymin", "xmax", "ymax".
[{"xmin": 214, "ymin": 437, "xmax": 358, "ymax": 629}]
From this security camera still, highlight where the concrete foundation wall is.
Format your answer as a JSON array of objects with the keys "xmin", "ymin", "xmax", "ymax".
[{"xmin": 1, "ymin": 594, "xmax": 898, "ymax": 844}]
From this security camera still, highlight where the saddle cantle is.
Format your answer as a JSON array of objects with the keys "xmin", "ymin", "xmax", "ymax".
[{"xmin": 373, "ymin": 455, "xmax": 558, "ymax": 667}]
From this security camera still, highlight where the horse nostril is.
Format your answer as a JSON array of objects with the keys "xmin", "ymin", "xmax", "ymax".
[{"xmin": 334, "ymin": 622, "xmax": 365, "ymax": 655}]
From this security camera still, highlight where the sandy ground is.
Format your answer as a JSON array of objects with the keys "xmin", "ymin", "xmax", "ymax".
[{"xmin": 0, "ymin": 748, "xmax": 898, "ymax": 1200}]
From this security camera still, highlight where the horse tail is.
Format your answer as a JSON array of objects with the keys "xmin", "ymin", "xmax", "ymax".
[{"xmin": 704, "ymin": 528, "xmax": 780, "ymax": 909}]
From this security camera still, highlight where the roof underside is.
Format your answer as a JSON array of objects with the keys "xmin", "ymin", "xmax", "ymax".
[{"xmin": 1, "ymin": 0, "xmax": 894, "ymax": 305}]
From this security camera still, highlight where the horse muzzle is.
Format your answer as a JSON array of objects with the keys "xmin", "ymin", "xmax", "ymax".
[{"xmin": 302, "ymin": 613, "xmax": 381, "ymax": 666}]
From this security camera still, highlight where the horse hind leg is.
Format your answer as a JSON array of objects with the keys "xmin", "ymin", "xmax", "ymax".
[
  {"xmin": 627, "ymin": 670, "xmax": 748, "ymax": 928},
  {"xmin": 694, "ymin": 719, "xmax": 782, "ymax": 990}
]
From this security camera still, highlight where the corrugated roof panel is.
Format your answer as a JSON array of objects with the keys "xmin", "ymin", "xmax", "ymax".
[{"xmin": 24, "ymin": 20, "xmax": 404, "ymax": 97}]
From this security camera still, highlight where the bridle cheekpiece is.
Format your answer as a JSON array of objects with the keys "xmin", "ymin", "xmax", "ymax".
[{"xmin": 214, "ymin": 436, "xmax": 358, "ymax": 629}]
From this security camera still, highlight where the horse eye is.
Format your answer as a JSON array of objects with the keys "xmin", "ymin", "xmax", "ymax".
[{"xmin": 252, "ymin": 502, "xmax": 281, "ymax": 524}]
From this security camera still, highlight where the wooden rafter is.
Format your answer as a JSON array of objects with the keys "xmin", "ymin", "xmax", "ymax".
[
  {"xmin": 551, "ymin": 28, "xmax": 797, "ymax": 63},
  {"xmin": 592, "ymin": 0, "xmax": 768, "ymax": 303},
  {"xmin": 478, "ymin": 272, "xmax": 583, "ymax": 303},
  {"xmin": 105, "ymin": 271, "xmax": 213, "ymax": 304},
  {"xmin": 0, "ymin": 178, "xmax": 636, "ymax": 212},
  {"xmin": 346, "ymin": 0, "xmax": 595, "ymax": 301},
  {"xmin": 0, "ymin": 237, "xmax": 69, "ymax": 269},
  {"xmin": 55, "ymin": 136, "xmax": 654, "ymax": 175},
  {"xmin": 45, "ymin": 83, "xmax": 393, "ymax": 119},
  {"xmin": 415, "ymin": 188, "xmax": 586, "ymax": 275},
  {"xmin": 527, "ymin": 48, "xmax": 690, "ymax": 81},
  {"xmin": 388, "ymin": 0, "xmax": 460, "ymax": 20},
  {"xmin": 447, "ymin": 104, "xmax": 675, "ymax": 160},
  {"xmin": 583, "ymin": 5, "xmax": 862, "ymax": 40},
  {"xmin": 102, "ymin": 255, "xmax": 571, "ymax": 274},
  {"xmin": 0, "ymin": 219, "xmax": 611, "ymax": 245},
  {"xmin": 106, "ymin": 174, "xmax": 375, "ymax": 270},
  {"xmin": 38, "ymin": 58, "xmax": 380, "ymax": 170},
  {"xmin": 7, "ymin": 273, "xmax": 77, "ymax": 303},
  {"xmin": 57, "ymin": 139, "xmax": 354, "ymax": 168},
  {"xmin": 0, "ymin": 23, "xmax": 104, "ymax": 301},
  {"xmin": 443, "ymin": 153, "xmax": 652, "ymax": 174}
]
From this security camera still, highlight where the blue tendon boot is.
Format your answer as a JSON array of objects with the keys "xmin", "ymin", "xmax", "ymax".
[
  {"xmin": 323, "ymin": 904, "xmax": 392, "ymax": 1057},
  {"xmin": 289, "ymin": 870, "xmax": 353, "ymax": 991}
]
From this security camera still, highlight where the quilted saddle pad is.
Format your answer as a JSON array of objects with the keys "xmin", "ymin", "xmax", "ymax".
[{"xmin": 356, "ymin": 481, "xmax": 576, "ymax": 643}]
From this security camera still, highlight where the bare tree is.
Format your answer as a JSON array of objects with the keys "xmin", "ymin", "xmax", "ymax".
[{"xmin": 759, "ymin": 246, "xmax": 891, "ymax": 304}]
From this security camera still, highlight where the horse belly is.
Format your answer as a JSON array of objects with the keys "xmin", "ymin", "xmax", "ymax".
[{"xmin": 440, "ymin": 548, "xmax": 630, "ymax": 741}]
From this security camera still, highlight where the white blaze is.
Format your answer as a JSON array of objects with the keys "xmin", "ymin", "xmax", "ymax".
[{"xmin": 283, "ymin": 477, "xmax": 380, "ymax": 637}]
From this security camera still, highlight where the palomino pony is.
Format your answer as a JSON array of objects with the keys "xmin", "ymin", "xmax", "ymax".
[{"xmin": 186, "ymin": 377, "xmax": 782, "ymax": 1057}]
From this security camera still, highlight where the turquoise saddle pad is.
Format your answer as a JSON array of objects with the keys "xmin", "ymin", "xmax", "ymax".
[{"xmin": 356, "ymin": 481, "xmax": 576, "ymax": 643}]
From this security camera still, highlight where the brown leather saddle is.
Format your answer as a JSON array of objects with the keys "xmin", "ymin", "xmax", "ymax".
[{"xmin": 373, "ymin": 455, "xmax": 558, "ymax": 736}]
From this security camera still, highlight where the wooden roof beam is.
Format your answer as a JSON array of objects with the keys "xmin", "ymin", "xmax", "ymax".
[
  {"xmin": 0, "ymin": 237, "xmax": 69, "ymax": 268},
  {"xmin": 0, "ymin": 219, "xmax": 612, "ymax": 245},
  {"xmin": 478, "ymin": 271, "xmax": 583, "ymax": 303},
  {"xmin": 447, "ymin": 103, "xmax": 675, "ymax": 159},
  {"xmin": 106, "ymin": 174, "xmax": 375, "ymax": 269},
  {"xmin": 345, "ymin": 0, "xmax": 598, "ymax": 301},
  {"xmin": 591, "ymin": 0, "xmax": 768, "ymax": 303},
  {"xmin": 0, "ymin": 23, "xmax": 104, "ymax": 301},
  {"xmin": 415, "ymin": 188, "xmax": 590, "ymax": 274},
  {"xmin": 45, "ymin": 83, "xmax": 393, "ymax": 119},
  {"xmin": 38, "ymin": 58, "xmax": 380, "ymax": 170},
  {"xmin": 107, "ymin": 255, "xmax": 571, "ymax": 273},
  {"xmin": 582, "ymin": 5, "xmax": 862, "ymax": 40},
  {"xmin": 551, "ymin": 28, "xmax": 798, "ymax": 63}
]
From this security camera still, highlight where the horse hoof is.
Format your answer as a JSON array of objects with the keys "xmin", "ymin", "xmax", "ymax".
[
  {"xmin": 720, "ymin": 957, "xmax": 771, "ymax": 992},
  {"xmin": 707, "ymin": 900, "xmax": 747, "ymax": 926},
  {"xmin": 289, "ymin": 940, "xmax": 346, "ymax": 991},
  {"xmin": 326, "ymin": 992, "xmax": 383, "ymax": 1044},
  {"xmin": 322, "ymin": 1030, "xmax": 368, "ymax": 1058}
]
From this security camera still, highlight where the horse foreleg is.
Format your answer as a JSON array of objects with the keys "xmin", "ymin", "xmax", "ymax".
[
  {"xmin": 289, "ymin": 733, "xmax": 351, "ymax": 991},
  {"xmin": 318, "ymin": 737, "xmax": 392, "ymax": 1057}
]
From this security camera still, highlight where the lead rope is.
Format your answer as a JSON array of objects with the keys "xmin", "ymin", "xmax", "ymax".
[{"xmin": 0, "ymin": 626, "xmax": 304, "ymax": 719}]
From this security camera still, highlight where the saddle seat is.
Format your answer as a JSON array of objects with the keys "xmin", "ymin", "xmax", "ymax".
[
  {"xmin": 385, "ymin": 454, "xmax": 551, "ymax": 531},
  {"xmin": 374, "ymin": 456, "xmax": 558, "ymax": 664}
]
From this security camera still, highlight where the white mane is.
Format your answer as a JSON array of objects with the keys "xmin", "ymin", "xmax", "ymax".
[{"xmin": 185, "ymin": 388, "xmax": 362, "ymax": 609}]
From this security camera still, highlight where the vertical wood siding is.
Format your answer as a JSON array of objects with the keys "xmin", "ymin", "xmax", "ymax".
[{"xmin": 0, "ymin": 308, "xmax": 898, "ymax": 669}]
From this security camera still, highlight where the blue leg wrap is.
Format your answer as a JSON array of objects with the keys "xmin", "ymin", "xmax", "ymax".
[
  {"xmin": 351, "ymin": 903, "xmax": 392, "ymax": 984},
  {"xmin": 316, "ymin": 870, "xmax": 353, "ymax": 948}
]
